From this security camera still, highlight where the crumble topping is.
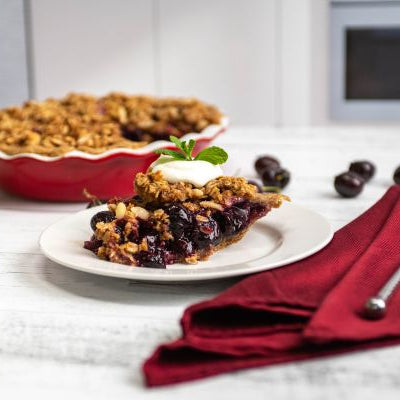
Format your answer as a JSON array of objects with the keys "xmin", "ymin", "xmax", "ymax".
[
  {"xmin": 134, "ymin": 171, "xmax": 288, "ymax": 206},
  {"xmin": 0, "ymin": 93, "xmax": 222, "ymax": 156}
]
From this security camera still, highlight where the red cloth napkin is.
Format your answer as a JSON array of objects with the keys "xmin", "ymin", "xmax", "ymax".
[{"xmin": 143, "ymin": 186, "xmax": 400, "ymax": 386}]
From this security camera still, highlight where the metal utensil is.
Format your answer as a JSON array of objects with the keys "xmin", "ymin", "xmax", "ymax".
[{"xmin": 364, "ymin": 265, "xmax": 400, "ymax": 319}]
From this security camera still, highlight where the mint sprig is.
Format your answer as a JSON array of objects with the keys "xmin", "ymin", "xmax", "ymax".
[
  {"xmin": 194, "ymin": 146, "xmax": 228, "ymax": 164},
  {"xmin": 154, "ymin": 149, "xmax": 186, "ymax": 160},
  {"xmin": 154, "ymin": 136, "xmax": 228, "ymax": 165}
]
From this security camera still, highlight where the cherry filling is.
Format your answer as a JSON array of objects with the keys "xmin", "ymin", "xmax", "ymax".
[
  {"xmin": 84, "ymin": 200, "xmax": 270, "ymax": 269},
  {"xmin": 121, "ymin": 127, "xmax": 185, "ymax": 143},
  {"xmin": 89, "ymin": 210, "xmax": 114, "ymax": 231}
]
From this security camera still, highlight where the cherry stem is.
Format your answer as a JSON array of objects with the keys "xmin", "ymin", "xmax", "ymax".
[{"xmin": 262, "ymin": 186, "xmax": 282, "ymax": 193}]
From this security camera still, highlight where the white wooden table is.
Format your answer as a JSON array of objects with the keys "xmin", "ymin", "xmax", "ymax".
[{"xmin": 2, "ymin": 127, "xmax": 400, "ymax": 400}]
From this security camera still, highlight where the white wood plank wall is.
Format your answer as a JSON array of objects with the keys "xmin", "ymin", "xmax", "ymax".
[
  {"xmin": 0, "ymin": 0, "xmax": 29, "ymax": 108},
  {"xmin": 1, "ymin": 0, "xmax": 330, "ymax": 125},
  {"xmin": 157, "ymin": 0, "xmax": 277, "ymax": 125},
  {"xmin": 29, "ymin": 0, "xmax": 156, "ymax": 98}
]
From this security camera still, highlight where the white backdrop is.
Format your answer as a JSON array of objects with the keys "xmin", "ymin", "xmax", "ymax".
[{"xmin": 0, "ymin": 0, "xmax": 329, "ymax": 126}]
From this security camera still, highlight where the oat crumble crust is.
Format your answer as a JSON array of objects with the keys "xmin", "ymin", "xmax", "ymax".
[
  {"xmin": 134, "ymin": 171, "xmax": 288, "ymax": 207},
  {"xmin": 0, "ymin": 93, "xmax": 222, "ymax": 156},
  {"xmin": 87, "ymin": 173, "xmax": 288, "ymax": 266}
]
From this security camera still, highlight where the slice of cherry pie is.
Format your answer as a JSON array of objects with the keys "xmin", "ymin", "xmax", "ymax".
[{"xmin": 84, "ymin": 171, "xmax": 288, "ymax": 268}]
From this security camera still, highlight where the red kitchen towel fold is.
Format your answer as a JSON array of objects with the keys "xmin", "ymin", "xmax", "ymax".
[{"xmin": 143, "ymin": 186, "xmax": 400, "ymax": 386}]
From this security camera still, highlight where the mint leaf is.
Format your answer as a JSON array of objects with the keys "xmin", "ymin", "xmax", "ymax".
[
  {"xmin": 169, "ymin": 136, "xmax": 185, "ymax": 152},
  {"xmin": 194, "ymin": 146, "xmax": 228, "ymax": 165},
  {"xmin": 151, "ymin": 155, "xmax": 178, "ymax": 167},
  {"xmin": 187, "ymin": 139, "xmax": 196, "ymax": 158},
  {"xmin": 153, "ymin": 137, "xmax": 228, "ymax": 165},
  {"xmin": 153, "ymin": 149, "xmax": 186, "ymax": 160},
  {"xmin": 168, "ymin": 136, "xmax": 193, "ymax": 160}
]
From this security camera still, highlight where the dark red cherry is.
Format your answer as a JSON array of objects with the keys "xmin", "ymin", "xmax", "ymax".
[
  {"xmin": 349, "ymin": 161, "xmax": 376, "ymax": 182},
  {"xmin": 220, "ymin": 206, "xmax": 249, "ymax": 237},
  {"xmin": 83, "ymin": 237, "xmax": 103, "ymax": 252},
  {"xmin": 334, "ymin": 172, "xmax": 364, "ymax": 198},
  {"xmin": 136, "ymin": 252, "xmax": 166, "ymax": 269},
  {"xmin": 90, "ymin": 211, "xmax": 115, "ymax": 231},
  {"xmin": 173, "ymin": 237, "xmax": 194, "ymax": 256},
  {"xmin": 394, "ymin": 166, "xmax": 400, "ymax": 184},
  {"xmin": 261, "ymin": 167, "xmax": 290, "ymax": 189},
  {"xmin": 255, "ymin": 156, "xmax": 280, "ymax": 175},
  {"xmin": 193, "ymin": 217, "xmax": 222, "ymax": 249},
  {"xmin": 165, "ymin": 204, "xmax": 193, "ymax": 239}
]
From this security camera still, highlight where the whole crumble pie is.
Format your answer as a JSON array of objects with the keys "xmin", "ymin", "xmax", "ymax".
[{"xmin": 0, "ymin": 93, "xmax": 222, "ymax": 156}]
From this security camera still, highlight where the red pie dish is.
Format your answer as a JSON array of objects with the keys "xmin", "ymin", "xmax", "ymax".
[
  {"xmin": 0, "ymin": 119, "xmax": 227, "ymax": 201},
  {"xmin": 0, "ymin": 93, "xmax": 227, "ymax": 201}
]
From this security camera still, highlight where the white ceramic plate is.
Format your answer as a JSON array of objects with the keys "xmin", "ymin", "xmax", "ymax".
[{"xmin": 40, "ymin": 203, "xmax": 333, "ymax": 283}]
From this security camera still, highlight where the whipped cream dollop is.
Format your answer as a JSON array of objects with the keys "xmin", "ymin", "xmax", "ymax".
[{"xmin": 150, "ymin": 156, "xmax": 223, "ymax": 187}]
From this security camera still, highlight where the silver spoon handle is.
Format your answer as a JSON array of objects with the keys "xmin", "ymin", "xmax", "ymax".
[
  {"xmin": 377, "ymin": 266, "xmax": 400, "ymax": 301},
  {"xmin": 364, "ymin": 264, "xmax": 400, "ymax": 319}
]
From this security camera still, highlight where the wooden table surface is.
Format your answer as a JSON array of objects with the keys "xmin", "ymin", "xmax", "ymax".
[{"xmin": 1, "ymin": 127, "xmax": 400, "ymax": 399}]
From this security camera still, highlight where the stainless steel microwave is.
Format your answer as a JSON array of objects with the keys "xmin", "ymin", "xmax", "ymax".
[{"xmin": 331, "ymin": 0, "xmax": 400, "ymax": 120}]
